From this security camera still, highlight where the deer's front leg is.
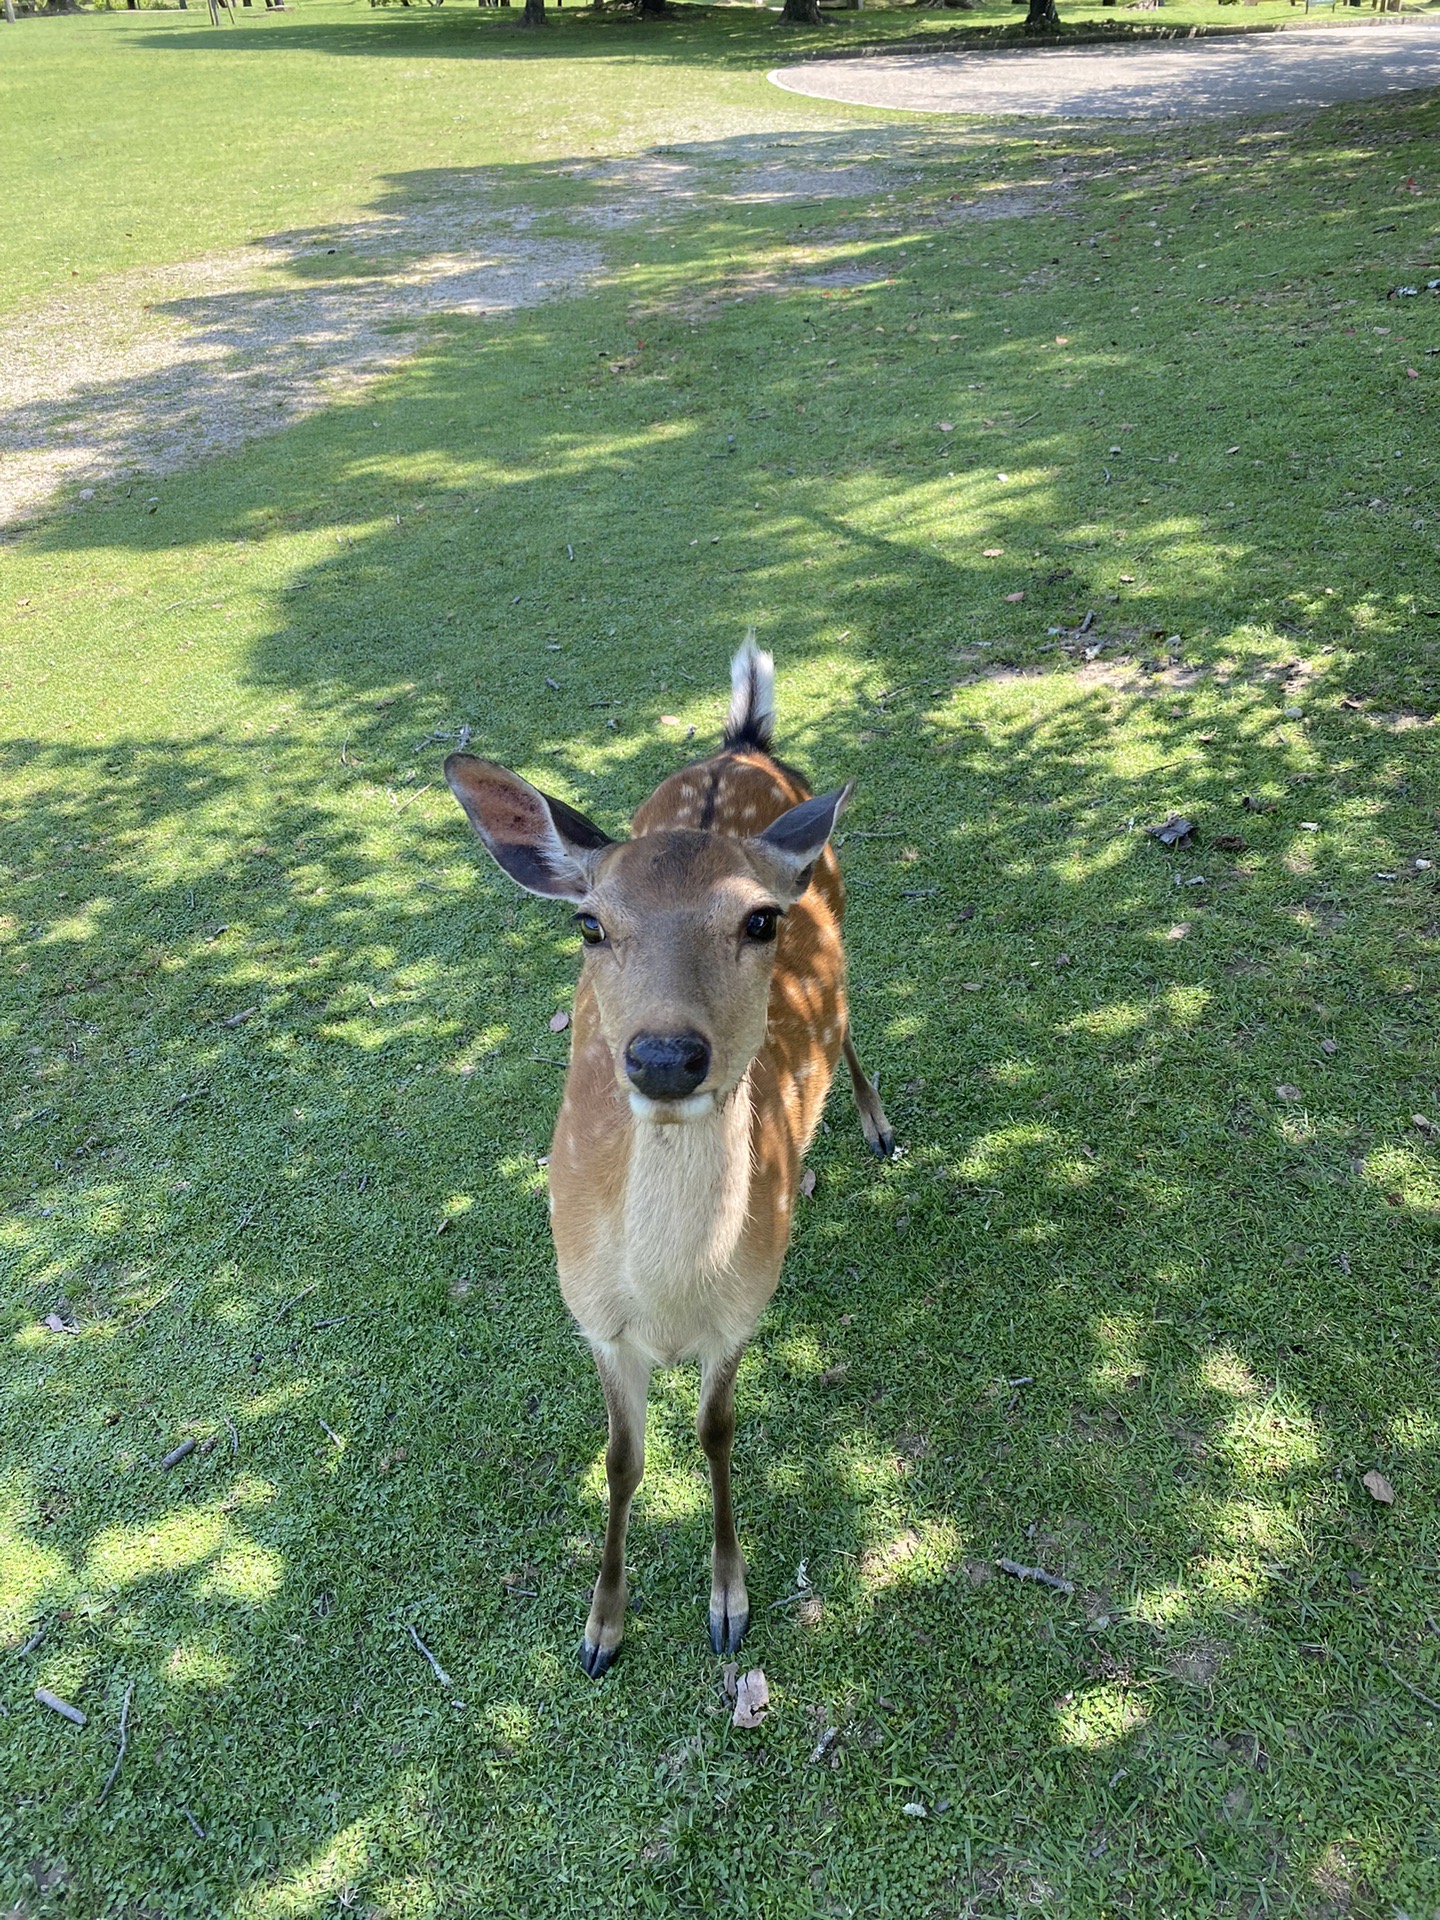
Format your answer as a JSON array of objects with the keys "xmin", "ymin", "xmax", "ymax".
[
  {"xmin": 697, "ymin": 1349, "xmax": 749, "ymax": 1655},
  {"xmin": 581, "ymin": 1340, "xmax": 651, "ymax": 1679}
]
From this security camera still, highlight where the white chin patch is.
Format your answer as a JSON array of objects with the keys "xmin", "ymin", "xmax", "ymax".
[{"xmin": 628, "ymin": 1089, "xmax": 717, "ymax": 1124}]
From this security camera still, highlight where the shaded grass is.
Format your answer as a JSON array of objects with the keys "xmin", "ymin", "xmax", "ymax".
[{"xmin": 2, "ymin": 12, "xmax": 1440, "ymax": 1917}]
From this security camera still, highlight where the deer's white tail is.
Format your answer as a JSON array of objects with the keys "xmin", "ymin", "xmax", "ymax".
[{"xmin": 724, "ymin": 633, "xmax": 775, "ymax": 754}]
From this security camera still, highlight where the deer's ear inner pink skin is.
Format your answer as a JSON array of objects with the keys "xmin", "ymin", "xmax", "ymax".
[{"xmin": 444, "ymin": 753, "xmax": 612, "ymax": 901}]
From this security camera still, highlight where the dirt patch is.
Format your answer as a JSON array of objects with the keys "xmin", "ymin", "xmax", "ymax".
[
  {"xmin": 1, "ymin": 204, "xmax": 597, "ymax": 532},
  {"xmin": 1165, "ymin": 1636, "xmax": 1230, "ymax": 1688}
]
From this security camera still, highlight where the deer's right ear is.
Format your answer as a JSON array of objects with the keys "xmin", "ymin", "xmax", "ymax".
[{"xmin": 444, "ymin": 754, "xmax": 613, "ymax": 901}]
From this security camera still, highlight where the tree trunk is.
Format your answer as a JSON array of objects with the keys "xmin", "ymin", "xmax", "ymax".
[
  {"xmin": 1023, "ymin": 0, "xmax": 1059, "ymax": 27},
  {"xmin": 635, "ymin": 0, "xmax": 670, "ymax": 16},
  {"xmin": 3, "ymin": 0, "xmax": 15, "ymax": 24},
  {"xmin": 522, "ymin": 0, "xmax": 545, "ymax": 22},
  {"xmin": 781, "ymin": 0, "xmax": 824, "ymax": 21}
]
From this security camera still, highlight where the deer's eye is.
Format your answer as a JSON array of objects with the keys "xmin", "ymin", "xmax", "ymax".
[
  {"xmin": 744, "ymin": 908, "xmax": 780, "ymax": 944},
  {"xmin": 576, "ymin": 913, "xmax": 606, "ymax": 945}
]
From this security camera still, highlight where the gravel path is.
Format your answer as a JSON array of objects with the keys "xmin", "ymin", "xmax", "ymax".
[{"xmin": 770, "ymin": 19, "xmax": 1440, "ymax": 119}]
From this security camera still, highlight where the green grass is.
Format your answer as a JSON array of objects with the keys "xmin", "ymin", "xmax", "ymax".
[
  {"xmin": 3, "ymin": 6, "xmax": 1440, "ymax": 1915},
  {"xmin": 9, "ymin": 0, "xmax": 1433, "ymax": 317}
]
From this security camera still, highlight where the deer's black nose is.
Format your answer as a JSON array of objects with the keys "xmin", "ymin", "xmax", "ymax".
[{"xmin": 624, "ymin": 1031, "xmax": 711, "ymax": 1100}]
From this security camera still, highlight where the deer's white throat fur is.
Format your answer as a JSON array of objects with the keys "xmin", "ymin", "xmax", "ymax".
[{"xmin": 597, "ymin": 1073, "xmax": 756, "ymax": 1368}]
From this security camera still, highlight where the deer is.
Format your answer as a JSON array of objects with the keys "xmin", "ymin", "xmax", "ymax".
[{"xmin": 444, "ymin": 638, "xmax": 893, "ymax": 1677}]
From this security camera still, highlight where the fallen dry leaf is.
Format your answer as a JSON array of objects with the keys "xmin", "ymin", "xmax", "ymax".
[
  {"xmin": 42, "ymin": 1313, "xmax": 78, "ymax": 1335},
  {"xmin": 799, "ymin": 1168, "xmax": 817, "ymax": 1198},
  {"xmin": 1147, "ymin": 815, "xmax": 1195, "ymax": 849},
  {"xmin": 1212, "ymin": 833, "xmax": 1248, "ymax": 853},
  {"xmin": 722, "ymin": 1661, "xmax": 738, "ymax": 1703},
  {"xmin": 732, "ymin": 1668, "xmax": 770, "ymax": 1729},
  {"xmin": 982, "ymin": 547, "xmax": 1004, "ymax": 558},
  {"xmin": 1363, "ymin": 1469, "xmax": 1395, "ymax": 1506},
  {"xmin": 1275, "ymin": 1084, "xmax": 1302, "ymax": 1103},
  {"xmin": 937, "ymin": 421, "xmax": 954, "ymax": 433},
  {"xmin": 548, "ymin": 1011, "xmax": 570, "ymax": 1033},
  {"xmin": 1003, "ymin": 591, "xmax": 1025, "ymax": 604},
  {"xmin": 1320, "ymin": 1038, "xmax": 1338, "ymax": 1056}
]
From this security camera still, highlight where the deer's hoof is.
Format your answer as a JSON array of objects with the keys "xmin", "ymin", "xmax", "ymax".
[
  {"xmin": 579, "ymin": 1636, "xmax": 619, "ymax": 1679},
  {"xmin": 708, "ymin": 1600, "xmax": 749, "ymax": 1656},
  {"xmin": 868, "ymin": 1125, "xmax": 895, "ymax": 1160}
]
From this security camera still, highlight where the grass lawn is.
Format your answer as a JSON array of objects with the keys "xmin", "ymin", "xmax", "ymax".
[{"xmin": 3, "ymin": 4, "xmax": 1440, "ymax": 1914}]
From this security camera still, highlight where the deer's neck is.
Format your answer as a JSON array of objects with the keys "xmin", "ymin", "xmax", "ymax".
[{"xmin": 621, "ymin": 1074, "xmax": 754, "ymax": 1300}]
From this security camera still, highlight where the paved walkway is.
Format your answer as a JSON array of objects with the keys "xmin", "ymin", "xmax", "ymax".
[{"xmin": 769, "ymin": 19, "xmax": 1440, "ymax": 118}]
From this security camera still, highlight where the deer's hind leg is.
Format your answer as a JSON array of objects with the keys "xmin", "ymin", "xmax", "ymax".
[
  {"xmin": 581, "ymin": 1339, "xmax": 651, "ymax": 1679},
  {"xmin": 842, "ymin": 1028, "xmax": 894, "ymax": 1160},
  {"xmin": 698, "ymin": 1348, "xmax": 749, "ymax": 1655}
]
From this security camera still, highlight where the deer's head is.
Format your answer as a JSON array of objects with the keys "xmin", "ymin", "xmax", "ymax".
[{"xmin": 445, "ymin": 755, "xmax": 848, "ymax": 1122}]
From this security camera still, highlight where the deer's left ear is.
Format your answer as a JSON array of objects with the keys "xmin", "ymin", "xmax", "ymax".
[
  {"xmin": 756, "ymin": 782, "xmax": 853, "ymax": 899},
  {"xmin": 445, "ymin": 754, "xmax": 613, "ymax": 901}
]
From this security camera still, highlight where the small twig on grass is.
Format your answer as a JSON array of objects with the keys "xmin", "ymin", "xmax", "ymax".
[
  {"xmin": 277, "ymin": 1282, "xmax": 319, "ymax": 1321},
  {"xmin": 36, "ymin": 1688, "xmax": 86, "ymax": 1726},
  {"xmin": 408, "ymin": 1624, "xmax": 453, "ymax": 1690},
  {"xmin": 1382, "ymin": 1660, "xmax": 1440, "ymax": 1716},
  {"xmin": 121, "ymin": 1281, "xmax": 181, "ymax": 1332},
  {"xmin": 769, "ymin": 1589, "xmax": 811, "ymax": 1611},
  {"xmin": 160, "ymin": 1438, "xmax": 196, "ymax": 1471},
  {"xmin": 530, "ymin": 1053, "xmax": 568, "ymax": 1069},
  {"xmin": 96, "ymin": 1680, "xmax": 135, "ymax": 1806},
  {"xmin": 179, "ymin": 1805, "xmax": 207, "ymax": 1839},
  {"xmin": 222, "ymin": 1416, "xmax": 239, "ymax": 1456},
  {"xmin": 317, "ymin": 1419, "xmax": 343, "ymax": 1448},
  {"xmin": 15, "ymin": 1624, "xmax": 46, "ymax": 1656},
  {"xmin": 996, "ymin": 1557, "xmax": 1074, "ymax": 1596}
]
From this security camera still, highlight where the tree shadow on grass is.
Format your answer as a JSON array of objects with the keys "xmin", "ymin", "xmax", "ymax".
[
  {"xmin": 129, "ymin": 4, "xmax": 981, "ymax": 75},
  {"xmin": 5, "ymin": 107, "xmax": 1440, "ymax": 1918}
]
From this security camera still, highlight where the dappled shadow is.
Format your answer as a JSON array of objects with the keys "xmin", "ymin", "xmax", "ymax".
[{"xmin": 5, "ymin": 90, "xmax": 1440, "ymax": 1919}]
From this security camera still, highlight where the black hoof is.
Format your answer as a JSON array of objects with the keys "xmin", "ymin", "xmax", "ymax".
[
  {"xmin": 709, "ymin": 1606, "xmax": 749, "ymax": 1656},
  {"xmin": 869, "ymin": 1128, "xmax": 895, "ymax": 1160},
  {"xmin": 579, "ymin": 1637, "xmax": 617, "ymax": 1679}
]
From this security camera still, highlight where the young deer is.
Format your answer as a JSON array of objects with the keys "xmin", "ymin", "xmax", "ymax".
[{"xmin": 445, "ymin": 640, "xmax": 892, "ymax": 1677}]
